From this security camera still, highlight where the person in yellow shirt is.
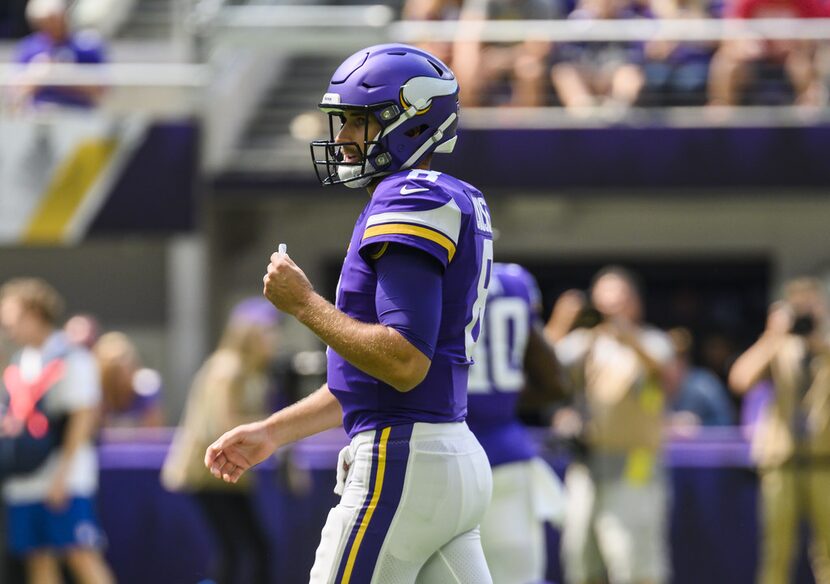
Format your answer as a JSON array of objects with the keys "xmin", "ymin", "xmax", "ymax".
[
  {"xmin": 730, "ymin": 277, "xmax": 830, "ymax": 584},
  {"xmin": 546, "ymin": 266, "xmax": 680, "ymax": 584}
]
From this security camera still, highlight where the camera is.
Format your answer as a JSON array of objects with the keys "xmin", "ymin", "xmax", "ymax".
[
  {"xmin": 574, "ymin": 303, "xmax": 603, "ymax": 330},
  {"xmin": 791, "ymin": 313, "xmax": 816, "ymax": 336}
]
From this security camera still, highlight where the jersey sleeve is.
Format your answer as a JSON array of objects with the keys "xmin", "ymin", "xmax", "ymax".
[
  {"xmin": 375, "ymin": 244, "xmax": 443, "ymax": 359},
  {"xmin": 359, "ymin": 180, "xmax": 462, "ymax": 269}
]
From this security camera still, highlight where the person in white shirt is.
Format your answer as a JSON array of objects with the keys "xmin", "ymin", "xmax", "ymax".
[
  {"xmin": 0, "ymin": 278, "xmax": 113, "ymax": 584},
  {"xmin": 546, "ymin": 266, "xmax": 680, "ymax": 584}
]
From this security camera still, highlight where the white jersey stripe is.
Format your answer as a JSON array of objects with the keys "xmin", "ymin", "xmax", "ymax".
[{"xmin": 366, "ymin": 198, "xmax": 462, "ymax": 245}]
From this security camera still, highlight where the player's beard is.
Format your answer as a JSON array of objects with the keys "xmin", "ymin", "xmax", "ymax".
[{"xmin": 338, "ymin": 132, "xmax": 380, "ymax": 188}]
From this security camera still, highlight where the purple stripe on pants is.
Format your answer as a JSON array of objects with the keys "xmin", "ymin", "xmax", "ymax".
[{"xmin": 335, "ymin": 424, "xmax": 414, "ymax": 583}]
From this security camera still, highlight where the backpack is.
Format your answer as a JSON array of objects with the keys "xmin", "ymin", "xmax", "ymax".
[{"xmin": 0, "ymin": 334, "xmax": 72, "ymax": 481}]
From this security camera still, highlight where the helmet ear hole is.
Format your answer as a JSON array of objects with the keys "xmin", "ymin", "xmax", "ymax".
[{"xmin": 404, "ymin": 124, "xmax": 429, "ymax": 138}]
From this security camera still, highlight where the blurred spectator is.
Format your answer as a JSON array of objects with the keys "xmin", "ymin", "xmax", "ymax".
[
  {"xmin": 0, "ymin": 278, "xmax": 113, "ymax": 584},
  {"xmin": 701, "ymin": 329, "xmax": 740, "ymax": 384},
  {"xmin": 403, "ymin": 0, "xmax": 463, "ymax": 67},
  {"xmin": 93, "ymin": 332, "xmax": 164, "ymax": 429},
  {"xmin": 740, "ymin": 378, "xmax": 774, "ymax": 428},
  {"xmin": 545, "ymin": 267, "xmax": 679, "ymax": 584},
  {"xmin": 642, "ymin": 0, "xmax": 716, "ymax": 106},
  {"xmin": 551, "ymin": 0, "xmax": 649, "ymax": 113},
  {"xmin": 63, "ymin": 313, "xmax": 100, "ymax": 351},
  {"xmin": 708, "ymin": 0, "xmax": 827, "ymax": 106},
  {"xmin": 453, "ymin": 0, "xmax": 562, "ymax": 107},
  {"xmin": 467, "ymin": 263, "xmax": 567, "ymax": 584},
  {"xmin": 161, "ymin": 298, "xmax": 284, "ymax": 584},
  {"xmin": 669, "ymin": 327, "xmax": 735, "ymax": 426},
  {"xmin": 729, "ymin": 277, "xmax": 830, "ymax": 584},
  {"xmin": 11, "ymin": 0, "xmax": 107, "ymax": 110}
]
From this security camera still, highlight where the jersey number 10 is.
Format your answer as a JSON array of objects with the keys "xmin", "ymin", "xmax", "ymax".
[{"xmin": 468, "ymin": 296, "xmax": 530, "ymax": 394}]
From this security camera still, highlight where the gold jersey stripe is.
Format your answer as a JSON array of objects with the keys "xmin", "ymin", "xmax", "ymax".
[{"xmin": 362, "ymin": 223, "xmax": 456, "ymax": 262}]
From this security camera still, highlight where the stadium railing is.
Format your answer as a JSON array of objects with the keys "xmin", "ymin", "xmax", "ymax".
[
  {"xmin": 4, "ymin": 8, "xmax": 830, "ymax": 173},
  {"xmin": 391, "ymin": 17, "xmax": 830, "ymax": 43},
  {"xmin": 0, "ymin": 63, "xmax": 208, "ymax": 115}
]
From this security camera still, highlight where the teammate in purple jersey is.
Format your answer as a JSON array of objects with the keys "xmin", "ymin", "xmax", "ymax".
[
  {"xmin": 467, "ymin": 263, "xmax": 567, "ymax": 584},
  {"xmin": 205, "ymin": 44, "xmax": 495, "ymax": 583}
]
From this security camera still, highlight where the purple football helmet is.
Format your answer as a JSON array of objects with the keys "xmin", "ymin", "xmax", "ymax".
[{"xmin": 311, "ymin": 44, "xmax": 459, "ymax": 188}]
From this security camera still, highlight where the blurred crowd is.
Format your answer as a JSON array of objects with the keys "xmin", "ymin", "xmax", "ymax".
[
  {"xmin": 0, "ymin": 277, "xmax": 308, "ymax": 583},
  {"xmin": 0, "ymin": 266, "xmax": 828, "ymax": 582},
  {"xmin": 2, "ymin": 0, "xmax": 106, "ymax": 113},
  {"xmin": 405, "ymin": 0, "xmax": 830, "ymax": 110},
  {"xmin": 2, "ymin": 0, "xmax": 828, "ymax": 114},
  {"xmin": 545, "ymin": 269, "xmax": 830, "ymax": 584},
  {"xmin": 0, "ymin": 1, "xmax": 829, "ymax": 583}
]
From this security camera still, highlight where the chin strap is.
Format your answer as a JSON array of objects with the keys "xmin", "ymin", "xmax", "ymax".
[
  {"xmin": 343, "ymin": 176, "xmax": 373, "ymax": 189},
  {"xmin": 338, "ymin": 164, "xmax": 374, "ymax": 188}
]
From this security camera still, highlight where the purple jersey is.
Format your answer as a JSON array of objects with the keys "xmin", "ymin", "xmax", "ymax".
[
  {"xmin": 327, "ymin": 169, "xmax": 494, "ymax": 437},
  {"xmin": 14, "ymin": 31, "xmax": 106, "ymax": 108},
  {"xmin": 466, "ymin": 263, "xmax": 541, "ymax": 467}
]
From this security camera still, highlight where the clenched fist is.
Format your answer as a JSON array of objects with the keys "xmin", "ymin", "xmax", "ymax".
[{"xmin": 263, "ymin": 251, "xmax": 314, "ymax": 316}]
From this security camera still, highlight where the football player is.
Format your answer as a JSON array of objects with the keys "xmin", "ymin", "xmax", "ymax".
[
  {"xmin": 206, "ymin": 44, "xmax": 496, "ymax": 583},
  {"xmin": 467, "ymin": 263, "xmax": 567, "ymax": 584}
]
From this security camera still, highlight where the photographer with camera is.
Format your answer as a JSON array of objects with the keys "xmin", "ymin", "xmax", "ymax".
[
  {"xmin": 545, "ymin": 266, "xmax": 680, "ymax": 584},
  {"xmin": 730, "ymin": 277, "xmax": 830, "ymax": 584}
]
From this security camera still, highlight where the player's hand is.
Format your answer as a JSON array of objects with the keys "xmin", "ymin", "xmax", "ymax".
[
  {"xmin": 548, "ymin": 290, "xmax": 588, "ymax": 330},
  {"xmin": 205, "ymin": 420, "xmax": 278, "ymax": 484},
  {"xmin": 263, "ymin": 251, "xmax": 314, "ymax": 317},
  {"xmin": 765, "ymin": 301, "xmax": 793, "ymax": 337}
]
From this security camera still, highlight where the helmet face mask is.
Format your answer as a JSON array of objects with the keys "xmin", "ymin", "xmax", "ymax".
[
  {"xmin": 310, "ymin": 104, "xmax": 391, "ymax": 188},
  {"xmin": 310, "ymin": 44, "xmax": 459, "ymax": 188}
]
